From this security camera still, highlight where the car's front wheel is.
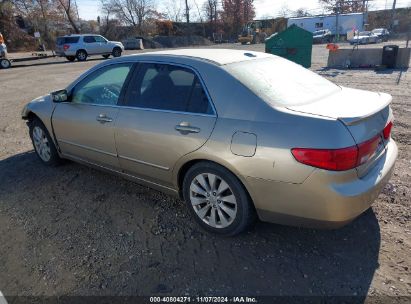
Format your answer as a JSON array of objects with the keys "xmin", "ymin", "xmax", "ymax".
[
  {"xmin": 76, "ymin": 50, "xmax": 88, "ymax": 61},
  {"xmin": 183, "ymin": 162, "xmax": 256, "ymax": 236},
  {"xmin": 112, "ymin": 47, "xmax": 122, "ymax": 57},
  {"xmin": 29, "ymin": 118, "xmax": 62, "ymax": 166}
]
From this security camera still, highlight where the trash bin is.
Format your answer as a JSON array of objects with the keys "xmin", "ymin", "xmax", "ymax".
[
  {"xmin": 265, "ymin": 24, "xmax": 313, "ymax": 68},
  {"xmin": 382, "ymin": 45, "xmax": 399, "ymax": 68}
]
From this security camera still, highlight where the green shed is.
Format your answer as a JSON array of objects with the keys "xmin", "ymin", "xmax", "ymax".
[{"xmin": 265, "ymin": 24, "xmax": 313, "ymax": 68}]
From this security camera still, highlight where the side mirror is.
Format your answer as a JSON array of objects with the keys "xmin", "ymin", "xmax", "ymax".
[{"xmin": 51, "ymin": 89, "xmax": 69, "ymax": 102}]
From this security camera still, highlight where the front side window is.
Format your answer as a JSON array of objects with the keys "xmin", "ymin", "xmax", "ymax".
[
  {"xmin": 126, "ymin": 63, "xmax": 213, "ymax": 114},
  {"xmin": 83, "ymin": 36, "xmax": 96, "ymax": 43},
  {"xmin": 94, "ymin": 36, "xmax": 107, "ymax": 43},
  {"xmin": 71, "ymin": 63, "xmax": 133, "ymax": 105}
]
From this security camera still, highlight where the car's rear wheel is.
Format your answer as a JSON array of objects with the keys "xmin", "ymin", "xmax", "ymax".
[
  {"xmin": 112, "ymin": 47, "xmax": 122, "ymax": 57},
  {"xmin": 66, "ymin": 56, "xmax": 75, "ymax": 62},
  {"xmin": 102, "ymin": 54, "xmax": 110, "ymax": 59},
  {"xmin": 76, "ymin": 50, "xmax": 88, "ymax": 61},
  {"xmin": 183, "ymin": 162, "xmax": 256, "ymax": 236},
  {"xmin": 0, "ymin": 58, "xmax": 11, "ymax": 69},
  {"xmin": 29, "ymin": 118, "xmax": 62, "ymax": 166}
]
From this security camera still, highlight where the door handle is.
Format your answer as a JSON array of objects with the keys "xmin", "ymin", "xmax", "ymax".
[
  {"xmin": 175, "ymin": 122, "xmax": 200, "ymax": 134},
  {"xmin": 96, "ymin": 114, "xmax": 113, "ymax": 123}
]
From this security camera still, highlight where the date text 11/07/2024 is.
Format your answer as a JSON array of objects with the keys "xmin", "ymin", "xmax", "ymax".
[{"xmin": 149, "ymin": 296, "xmax": 258, "ymax": 303}]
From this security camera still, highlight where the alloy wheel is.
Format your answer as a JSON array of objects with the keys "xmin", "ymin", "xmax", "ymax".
[
  {"xmin": 32, "ymin": 126, "xmax": 51, "ymax": 162},
  {"xmin": 189, "ymin": 173, "xmax": 238, "ymax": 229}
]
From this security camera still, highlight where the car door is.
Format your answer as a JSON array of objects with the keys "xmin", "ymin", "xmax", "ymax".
[
  {"xmin": 94, "ymin": 35, "xmax": 112, "ymax": 54},
  {"xmin": 52, "ymin": 63, "xmax": 134, "ymax": 170},
  {"xmin": 115, "ymin": 62, "xmax": 217, "ymax": 187},
  {"xmin": 83, "ymin": 35, "xmax": 100, "ymax": 55}
]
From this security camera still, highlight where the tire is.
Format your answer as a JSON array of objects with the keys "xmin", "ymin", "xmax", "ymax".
[
  {"xmin": 102, "ymin": 54, "xmax": 110, "ymax": 59},
  {"xmin": 112, "ymin": 47, "xmax": 122, "ymax": 57},
  {"xmin": 76, "ymin": 49, "xmax": 88, "ymax": 61},
  {"xmin": 66, "ymin": 56, "xmax": 75, "ymax": 62},
  {"xmin": 0, "ymin": 58, "xmax": 11, "ymax": 69},
  {"xmin": 182, "ymin": 162, "xmax": 256, "ymax": 236},
  {"xmin": 29, "ymin": 118, "xmax": 62, "ymax": 166}
]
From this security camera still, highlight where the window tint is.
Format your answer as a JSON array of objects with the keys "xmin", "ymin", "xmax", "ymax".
[
  {"xmin": 56, "ymin": 36, "xmax": 79, "ymax": 45},
  {"xmin": 71, "ymin": 63, "xmax": 133, "ymax": 105},
  {"xmin": 83, "ymin": 36, "xmax": 96, "ymax": 43},
  {"xmin": 126, "ymin": 63, "xmax": 213, "ymax": 114}
]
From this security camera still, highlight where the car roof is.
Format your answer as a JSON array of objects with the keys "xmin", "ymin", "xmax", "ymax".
[
  {"xmin": 124, "ymin": 49, "xmax": 273, "ymax": 66},
  {"xmin": 60, "ymin": 34, "xmax": 100, "ymax": 37}
]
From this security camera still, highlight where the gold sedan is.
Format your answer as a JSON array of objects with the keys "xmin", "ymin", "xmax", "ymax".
[{"xmin": 22, "ymin": 49, "xmax": 397, "ymax": 235}]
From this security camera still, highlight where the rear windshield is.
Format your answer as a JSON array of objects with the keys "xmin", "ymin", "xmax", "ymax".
[
  {"xmin": 56, "ymin": 36, "xmax": 80, "ymax": 45},
  {"xmin": 224, "ymin": 57, "xmax": 340, "ymax": 106}
]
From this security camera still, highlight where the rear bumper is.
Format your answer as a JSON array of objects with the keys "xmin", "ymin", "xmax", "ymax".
[
  {"xmin": 247, "ymin": 140, "xmax": 398, "ymax": 228},
  {"xmin": 55, "ymin": 50, "xmax": 76, "ymax": 57}
]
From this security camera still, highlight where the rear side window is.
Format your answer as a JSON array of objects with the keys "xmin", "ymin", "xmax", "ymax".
[
  {"xmin": 125, "ymin": 63, "xmax": 213, "ymax": 114},
  {"xmin": 56, "ymin": 36, "xmax": 79, "ymax": 45}
]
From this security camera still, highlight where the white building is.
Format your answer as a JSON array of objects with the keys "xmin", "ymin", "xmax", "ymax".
[{"xmin": 287, "ymin": 13, "xmax": 364, "ymax": 35}]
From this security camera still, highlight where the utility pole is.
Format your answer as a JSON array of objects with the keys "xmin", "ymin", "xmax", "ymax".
[
  {"xmin": 362, "ymin": 0, "xmax": 369, "ymax": 30},
  {"xmin": 335, "ymin": 0, "xmax": 340, "ymax": 42},
  {"xmin": 391, "ymin": 0, "xmax": 397, "ymax": 31}
]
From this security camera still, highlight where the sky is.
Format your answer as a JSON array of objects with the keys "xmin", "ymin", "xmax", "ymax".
[{"xmin": 76, "ymin": 0, "xmax": 411, "ymax": 21}]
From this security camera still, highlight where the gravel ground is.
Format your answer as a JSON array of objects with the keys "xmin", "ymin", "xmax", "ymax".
[{"xmin": 0, "ymin": 42, "xmax": 410, "ymax": 300}]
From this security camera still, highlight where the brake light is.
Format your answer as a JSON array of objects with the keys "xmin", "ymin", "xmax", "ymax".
[
  {"xmin": 291, "ymin": 134, "xmax": 382, "ymax": 171},
  {"xmin": 63, "ymin": 44, "xmax": 70, "ymax": 51},
  {"xmin": 291, "ymin": 146, "xmax": 358, "ymax": 171},
  {"xmin": 383, "ymin": 121, "xmax": 393, "ymax": 139}
]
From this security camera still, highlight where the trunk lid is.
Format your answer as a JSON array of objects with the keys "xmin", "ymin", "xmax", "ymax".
[{"xmin": 287, "ymin": 87, "xmax": 392, "ymax": 177}]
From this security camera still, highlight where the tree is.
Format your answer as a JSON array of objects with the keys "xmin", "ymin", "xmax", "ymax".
[
  {"xmin": 102, "ymin": 0, "xmax": 156, "ymax": 34},
  {"xmin": 222, "ymin": 0, "xmax": 255, "ymax": 37},
  {"xmin": 164, "ymin": 0, "xmax": 183, "ymax": 22},
  {"xmin": 293, "ymin": 8, "xmax": 311, "ymax": 17},
  {"xmin": 318, "ymin": 0, "xmax": 366, "ymax": 14},
  {"xmin": 184, "ymin": 0, "xmax": 189, "ymax": 23},
  {"xmin": 56, "ymin": 0, "xmax": 80, "ymax": 33},
  {"xmin": 204, "ymin": 0, "xmax": 218, "ymax": 23},
  {"xmin": 278, "ymin": 4, "xmax": 290, "ymax": 17}
]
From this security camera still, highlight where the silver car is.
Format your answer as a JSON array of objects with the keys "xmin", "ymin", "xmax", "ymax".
[
  {"xmin": 55, "ymin": 34, "xmax": 124, "ymax": 62},
  {"xmin": 349, "ymin": 31, "xmax": 381, "ymax": 45},
  {"xmin": 22, "ymin": 49, "xmax": 397, "ymax": 235}
]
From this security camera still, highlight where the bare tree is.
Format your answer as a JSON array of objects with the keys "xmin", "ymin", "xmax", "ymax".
[
  {"xmin": 183, "ymin": 0, "xmax": 192, "ymax": 23},
  {"xmin": 293, "ymin": 7, "xmax": 311, "ymax": 17},
  {"xmin": 318, "ymin": 0, "xmax": 366, "ymax": 14},
  {"xmin": 278, "ymin": 4, "xmax": 290, "ymax": 17},
  {"xmin": 56, "ymin": 0, "xmax": 80, "ymax": 33},
  {"xmin": 105, "ymin": 0, "xmax": 155, "ymax": 34},
  {"xmin": 164, "ymin": 0, "xmax": 183, "ymax": 22}
]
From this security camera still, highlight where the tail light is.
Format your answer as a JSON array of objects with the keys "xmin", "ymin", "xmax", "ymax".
[
  {"xmin": 383, "ymin": 121, "xmax": 393, "ymax": 139},
  {"xmin": 63, "ymin": 44, "xmax": 70, "ymax": 51},
  {"xmin": 291, "ymin": 146, "xmax": 358, "ymax": 171},
  {"xmin": 292, "ymin": 126, "xmax": 390, "ymax": 171}
]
